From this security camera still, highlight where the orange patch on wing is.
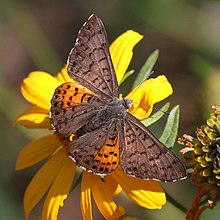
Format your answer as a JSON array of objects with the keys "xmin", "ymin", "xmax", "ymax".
[
  {"xmin": 50, "ymin": 81, "xmax": 102, "ymax": 136},
  {"xmin": 94, "ymin": 133, "xmax": 120, "ymax": 174},
  {"xmin": 51, "ymin": 82, "xmax": 101, "ymax": 109}
]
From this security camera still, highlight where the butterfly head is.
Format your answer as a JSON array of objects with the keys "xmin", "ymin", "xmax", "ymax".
[{"xmin": 122, "ymin": 97, "xmax": 132, "ymax": 109}]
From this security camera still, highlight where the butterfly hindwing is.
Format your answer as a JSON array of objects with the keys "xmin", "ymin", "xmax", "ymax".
[
  {"xmin": 50, "ymin": 82, "xmax": 102, "ymax": 136},
  {"xmin": 68, "ymin": 119, "xmax": 120, "ymax": 175},
  {"xmin": 67, "ymin": 14, "xmax": 119, "ymax": 100},
  {"xmin": 120, "ymin": 113, "xmax": 186, "ymax": 182}
]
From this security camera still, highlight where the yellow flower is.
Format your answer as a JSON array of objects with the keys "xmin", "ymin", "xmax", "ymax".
[{"xmin": 16, "ymin": 30, "xmax": 172, "ymax": 220}]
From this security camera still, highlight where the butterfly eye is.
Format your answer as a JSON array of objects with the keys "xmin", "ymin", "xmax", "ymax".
[{"xmin": 123, "ymin": 98, "xmax": 132, "ymax": 109}]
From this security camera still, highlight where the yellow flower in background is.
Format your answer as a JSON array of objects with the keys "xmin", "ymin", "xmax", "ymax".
[{"xmin": 16, "ymin": 30, "xmax": 172, "ymax": 220}]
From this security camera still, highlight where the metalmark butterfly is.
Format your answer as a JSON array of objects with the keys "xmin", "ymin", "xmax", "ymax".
[{"xmin": 50, "ymin": 14, "xmax": 186, "ymax": 182}]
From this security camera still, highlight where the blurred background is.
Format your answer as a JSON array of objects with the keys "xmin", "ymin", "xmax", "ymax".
[{"xmin": 1, "ymin": 0, "xmax": 220, "ymax": 219}]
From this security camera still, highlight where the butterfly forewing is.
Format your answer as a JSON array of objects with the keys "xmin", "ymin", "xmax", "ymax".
[
  {"xmin": 121, "ymin": 113, "xmax": 186, "ymax": 182},
  {"xmin": 67, "ymin": 14, "xmax": 119, "ymax": 101},
  {"xmin": 50, "ymin": 82, "xmax": 102, "ymax": 135}
]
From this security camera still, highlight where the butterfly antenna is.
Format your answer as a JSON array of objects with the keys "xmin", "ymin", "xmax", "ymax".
[
  {"xmin": 153, "ymin": 106, "xmax": 170, "ymax": 115},
  {"xmin": 131, "ymin": 100, "xmax": 170, "ymax": 116},
  {"xmin": 128, "ymin": 72, "xmax": 170, "ymax": 115},
  {"xmin": 148, "ymin": 70, "xmax": 154, "ymax": 77}
]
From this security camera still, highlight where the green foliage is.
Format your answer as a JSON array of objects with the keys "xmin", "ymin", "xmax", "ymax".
[
  {"xmin": 119, "ymin": 70, "xmax": 135, "ymax": 86},
  {"xmin": 132, "ymin": 50, "xmax": 159, "ymax": 89},
  {"xmin": 159, "ymin": 105, "xmax": 180, "ymax": 149}
]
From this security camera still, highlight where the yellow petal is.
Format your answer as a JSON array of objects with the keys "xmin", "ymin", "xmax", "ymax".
[
  {"xmin": 81, "ymin": 172, "xmax": 93, "ymax": 220},
  {"xmin": 21, "ymin": 71, "xmax": 60, "ymax": 110},
  {"xmin": 128, "ymin": 75, "xmax": 173, "ymax": 119},
  {"xmin": 55, "ymin": 65, "xmax": 73, "ymax": 83},
  {"xmin": 91, "ymin": 174, "xmax": 125, "ymax": 219},
  {"xmin": 41, "ymin": 155, "xmax": 76, "ymax": 220},
  {"xmin": 16, "ymin": 135, "xmax": 61, "ymax": 170},
  {"xmin": 15, "ymin": 106, "xmax": 50, "ymax": 128},
  {"xmin": 24, "ymin": 149, "xmax": 68, "ymax": 218},
  {"xmin": 113, "ymin": 167, "xmax": 166, "ymax": 209},
  {"xmin": 114, "ymin": 184, "xmax": 122, "ymax": 196},
  {"xmin": 110, "ymin": 30, "xmax": 143, "ymax": 84}
]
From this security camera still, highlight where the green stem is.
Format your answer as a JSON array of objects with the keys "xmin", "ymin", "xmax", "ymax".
[
  {"xmin": 71, "ymin": 169, "xmax": 82, "ymax": 191},
  {"xmin": 166, "ymin": 191, "xmax": 188, "ymax": 213}
]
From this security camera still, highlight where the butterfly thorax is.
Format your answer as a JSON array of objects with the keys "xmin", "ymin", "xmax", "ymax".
[
  {"xmin": 78, "ymin": 97, "xmax": 132, "ymax": 135},
  {"xmin": 98, "ymin": 97, "xmax": 132, "ymax": 120}
]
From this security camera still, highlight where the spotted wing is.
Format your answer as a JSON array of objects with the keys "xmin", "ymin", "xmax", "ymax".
[
  {"xmin": 50, "ymin": 82, "xmax": 103, "ymax": 136},
  {"xmin": 67, "ymin": 14, "xmax": 119, "ymax": 101},
  {"xmin": 120, "ymin": 113, "xmax": 186, "ymax": 182},
  {"xmin": 68, "ymin": 120, "xmax": 120, "ymax": 175}
]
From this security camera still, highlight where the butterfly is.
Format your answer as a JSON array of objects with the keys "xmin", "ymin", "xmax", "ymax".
[{"xmin": 50, "ymin": 14, "xmax": 186, "ymax": 182}]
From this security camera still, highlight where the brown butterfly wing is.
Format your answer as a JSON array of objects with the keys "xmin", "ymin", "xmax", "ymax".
[
  {"xmin": 68, "ymin": 119, "xmax": 120, "ymax": 175},
  {"xmin": 120, "ymin": 113, "xmax": 186, "ymax": 182},
  {"xmin": 50, "ymin": 82, "xmax": 103, "ymax": 136},
  {"xmin": 67, "ymin": 14, "xmax": 119, "ymax": 101}
]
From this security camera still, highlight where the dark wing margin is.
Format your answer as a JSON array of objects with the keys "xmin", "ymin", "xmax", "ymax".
[
  {"xmin": 67, "ymin": 14, "xmax": 119, "ymax": 100},
  {"xmin": 120, "ymin": 113, "xmax": 186, "ymax": 182},
  {"xmin": 68, "ymin": 119, "xmax": 120, "ymax": 175}
]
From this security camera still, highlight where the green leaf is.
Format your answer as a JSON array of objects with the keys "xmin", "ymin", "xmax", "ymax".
[
  {"xmin": 119, "ymin": 70, "xmax": 135, "ymax": 86},
  {"xmin": 141, "ymin": 102, "xmax": 170, "ymax": 127},
  {"xmin": 132, "ymin": 49, "xmax": 159, "ymax": 89},
  {"xmin": 70, "ymin": 168, "xmax": 82, "ymax": 191},
  {"xmin": 159, "ymin": 105, "xmax": 180, "ymax": 149}
]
